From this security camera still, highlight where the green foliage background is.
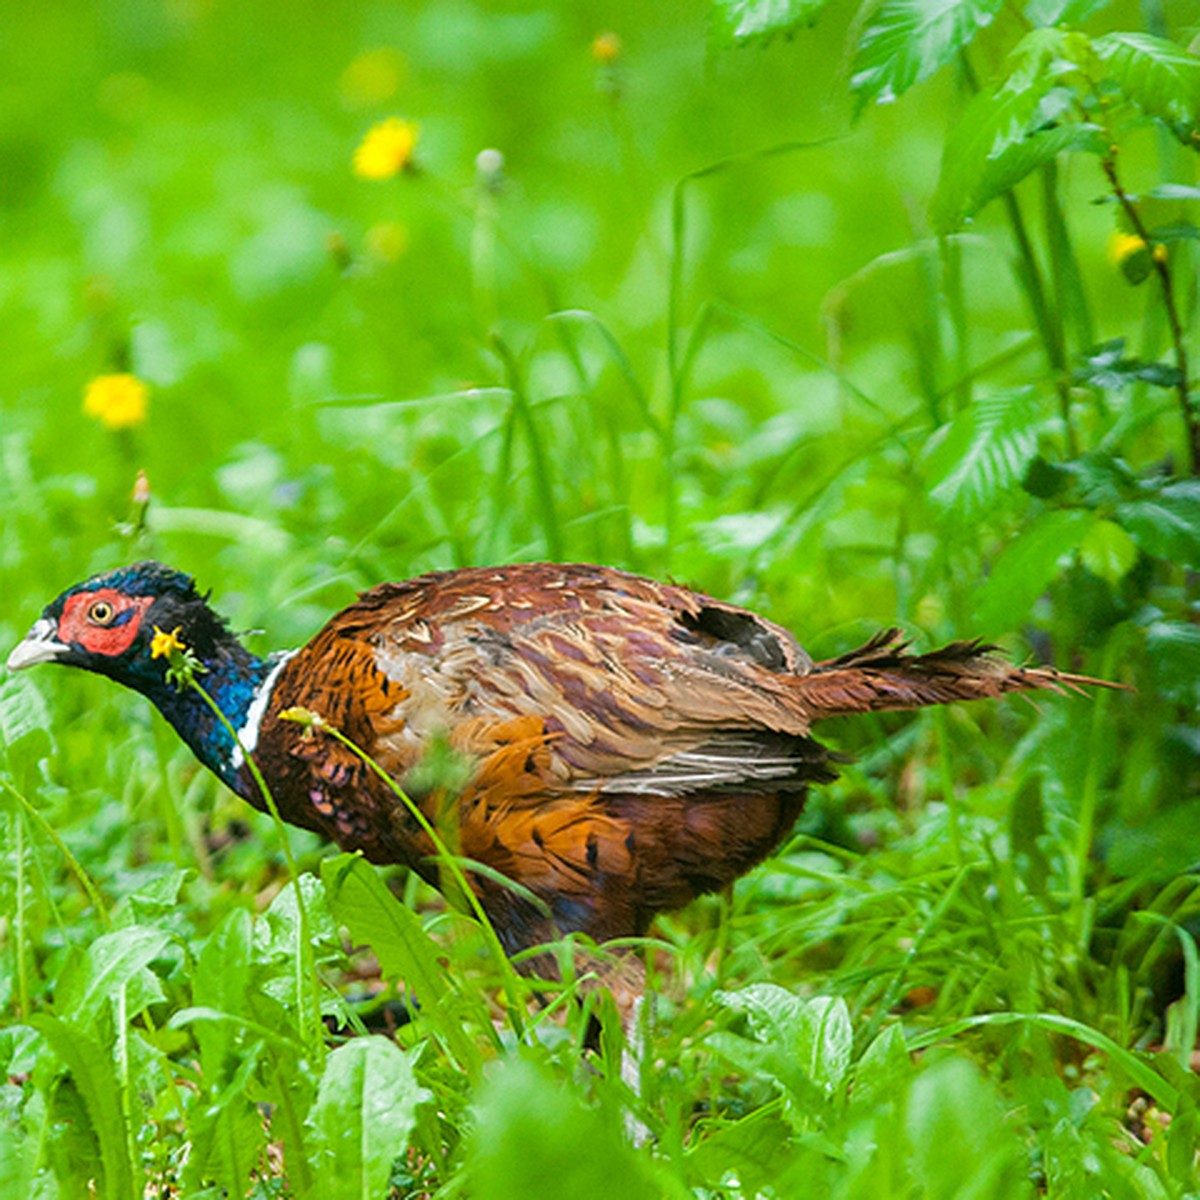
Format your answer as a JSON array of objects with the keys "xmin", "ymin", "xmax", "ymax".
[{"xmin": 2, "ymin": 0, "xmax": 1200, "ymax": 1195}]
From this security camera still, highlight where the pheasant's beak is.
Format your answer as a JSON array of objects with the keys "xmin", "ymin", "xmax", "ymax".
[{"xmin": 6, "ymin": 618, "xmax": 69, "ymax": 671}]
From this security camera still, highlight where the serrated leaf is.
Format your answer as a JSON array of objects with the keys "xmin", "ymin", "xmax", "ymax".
[
  {"xmin": 974, "ymin": 508, "xmax": 1093, "ymax": 633},
  {"xmin": 1073, "ymin": 339, "xmax": 1183, "ymax": 389},
  {"xmin": 852, "ymin": 0, "xmax": 1005, "ymax": 108},
  {"xmin": 30, "ymin": 1016, "xmax": 133, "ymax": 1200},
  {"xmin": 1118, "ymin": 481, "xmax": 1200, "ymax": 567},
  {"xmin": 1145, "ymin": 621, "xmax": 1200, "ymax": 707},
  {"xmin": 311, "ymin": 1038, "xmax": 430, "ymax": 1200},
  {"xmin": 1079, "ymin": 519, "xmax": 1138, "ymax": 583},
  {"xmin": 925, "ymin": 389, "xmax": 1045, "ymax": 518},
  {"xmin": 321, "ymin": 854, "xmax": 483, "ymax": 1071},
  {"xmin": 1094, "ymin": 32, "xmax": 1200, "ymax": 125},
  {"xmin": 710, "ymin": 0, "xmax": 830, "ymax": 48}
]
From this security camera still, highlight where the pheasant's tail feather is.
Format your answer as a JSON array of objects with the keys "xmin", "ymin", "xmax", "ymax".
[{"xmin": 796, "ymin": 628, "xmax": 1125, "ymax": 720}]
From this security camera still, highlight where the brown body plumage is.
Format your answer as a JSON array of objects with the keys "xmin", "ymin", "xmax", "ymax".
[
  {"xmin": 247, "ymin": 563, "xmax": 1099, "ymax": 955},
  {"xmin": 9, "ymin": 560, "xmax": 1110, "ymax": 962}
]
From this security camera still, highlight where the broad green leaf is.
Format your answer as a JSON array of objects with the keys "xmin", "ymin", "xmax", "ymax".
[
  {"xmin": 0, "ymin": 1116, "xmax": 37, "ymax": 1200},
  {"xmin": 194, "ymin": 907, "xmax": 254, "ymax": 1083},
  {"xmin": 934, "ymin": 81, "xmax": 1054, "ymax": 230},
  {"xmin": 0, "ymin": 673, "xmax": 51, "ymax": 785},
  {"xmin": 257, "ymin": 873, "xmax": 338, "ymax": 959},
  {"xmin": 973, "ymin": 508, "xmax": 1093, "ymax": 633},
  {"xmin": 0, "ymin": 673, "xmax": 49, "ymax": 756},
  {"xmin": 1026, "ymin": 0, "xmax": 1114, "ymax": 24},
  {"xmin": 1079, "ymin": 518, "xmax": 1138, "ymax": 583},
  {"xmin": 710, "ymin": 0, "xmax": 831, "ymax": 48},
  {"xmin": 713, "ymin": 987, "xmax": 852, "ymax": 1097},
  {"xmin": 933, "ymin": 28, "xmax": 1091, "ymax": 228},
  {"xmin": 804, "ymin": 996, "xmax": 853, "ymax": 1094},
  {"xmin": 906, "ymin": 1057, "xmax": 1033, "ymax": 1199},
  {"xmin": 115, "ymin": 868, "xmax": 190, "ymax": 927},
  {"xmin": 852, "ymin": 0, "xmax": 1005, "ymax": 108},
  {"xmin": 321, "ymin": 854, "xmax": 483, "ymax": 1071},
  {"xmin": 853, "ymin": 1023, "xmax": 912, "ymax": 1108},
  {"xmin": 54, "ymin": 926, "xmax": 173, "ymax": 1029},
  {"xmin": 467, "ymin": 1057, "xmax": 658, "ymax": 1200},
  {"xmin": 310, "ymin": 1038, "xmax": 430, "ymax": 1200},
  {"xmin": 924, "ymin": 389, "xmax": 1045, "ymax": 518},
  {"xmin": 684, "ymin": 1106, "xmax": 793, "ymax": 1193},
  {"xmin": 30, "ymin": 1016, "xmax": 133, "ymax": 1200},
  {"xmin": 1094, "ymin": 32, "xmax": 1200, "ymax": 124},
  {"xmin": 1106, "ymin": 799, "xmax": 1200, "ymax": 880},
  {"xmin": 965, "ymin": 122, "xmax": 1107, "ymax": 223},
  {"xmin": 1118, "ymin": 481, "xmax": 1200, "ymax": 567},
  {"xmin": 1144, "ymin": 621, "xmax": 1200, "ymax": 706}
]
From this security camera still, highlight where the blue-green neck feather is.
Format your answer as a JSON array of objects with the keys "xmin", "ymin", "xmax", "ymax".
[{"xmin": 137, "ymin": 653, "xmax": 272, "ymax": 791}]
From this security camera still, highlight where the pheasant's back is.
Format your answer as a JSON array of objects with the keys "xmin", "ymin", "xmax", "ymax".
[{"xmin": 251, "ymin": 563, "xmax": 837, "ymax": 947}]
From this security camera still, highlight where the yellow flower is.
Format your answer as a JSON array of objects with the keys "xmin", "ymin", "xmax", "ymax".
[
  {"xmin": 340, "ymin": 48, "xmax": 405, "ymax": 107},
  {"xmin": 353, "ymin": 117, "xmax": 419, "ymax": 180},
  {"xmin": 592, "ymin": 32, "xmax": 621, "ymax": 63},
  {"xmin": 150, "ymin": 625, "xmax": 186, "ymax": 660},
  {"xmin": 1107, "ymin": 231, "xmax": 1146, "ymax": 265},
  {"xmin": 83, "ymin": 373, "xmax": 148, "ymax": 430}
]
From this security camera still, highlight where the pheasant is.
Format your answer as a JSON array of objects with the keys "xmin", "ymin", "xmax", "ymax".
[{"xmin": 8, "ymin": 560, "xmax": 1105, "ymax": 961}]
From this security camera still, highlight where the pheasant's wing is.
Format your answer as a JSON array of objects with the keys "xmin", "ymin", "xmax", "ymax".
[{"xmin": 280, "ymin": 562, "xmax": 832, "ymax": 804}]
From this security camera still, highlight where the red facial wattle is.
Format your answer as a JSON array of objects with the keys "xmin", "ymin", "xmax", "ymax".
[{"xmin": 58, "ymin": 590, "xmax": 153, "ymax": 658}]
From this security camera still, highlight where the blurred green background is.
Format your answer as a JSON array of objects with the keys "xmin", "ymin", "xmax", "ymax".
[{"xmin": 3, "ymin": 0, "xmax": 1200, "ymax": 1193}]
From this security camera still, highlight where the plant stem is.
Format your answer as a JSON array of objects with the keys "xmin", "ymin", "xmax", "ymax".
[
  {"xmin": 2, "ymin": 778, "xmax": 111, "ymax": 928},
  {"xmin": 1101, "ymin": 155, "xmax": 1197, "ymax": 474},
  {"xmin": 1001, "ymin": 189, "xmax": 1077, "ymax": 455},
  {"xmin": 187, "ymin": 680, "xmax": 324, "ymax": 1058},
  {"xmin": 312, "ymin": 718, "xmax": 529, "ymax": 1034},
  {"xmin": 15, "ymin": 812, "xmax": 28, "ymax": 1018}
]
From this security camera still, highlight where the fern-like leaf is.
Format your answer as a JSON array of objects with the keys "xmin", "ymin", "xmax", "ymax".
[{"xmin": 924, "ymin": 388, "xmax": 1047, "ymax": 520}]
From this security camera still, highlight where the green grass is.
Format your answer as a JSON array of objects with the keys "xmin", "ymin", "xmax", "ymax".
[{"xmin": 2, "ymin": 0, "xmax": 1200, "ymax": 1195}]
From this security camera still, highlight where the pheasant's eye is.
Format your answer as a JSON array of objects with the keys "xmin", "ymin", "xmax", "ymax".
[{"xmin": 88, "ymin": 600, "xmax": 116, "ymax": 625}]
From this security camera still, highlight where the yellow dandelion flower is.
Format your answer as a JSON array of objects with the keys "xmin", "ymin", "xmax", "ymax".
[
  {"xmin": 83, "ymin": 373, "xmax": 148, "ymax": 430},
  {"xmin": 1153, "ymin": 243, "xmax": 1169, "ymax": 263},
  {"xmin": 592, "ymin": 32, "xmax": 621, "ymax": 63},
  {"xmin": 353, "ymin": 117, "xmax": 419, "ymax": 180},
  {"xmin": 340, "ymin": 48, "xmax": 405, "ymax": 108},
  {"xmin": 150, "ymin": 625, "xmax": 186, "ymax": 660},
  {"xmin": 1107, "ymin": 231, "xmax": 1146, "ymax": 265},
  {"xmin": 365, "ymin": 221, "xmax": 409, "ymax": 263}
]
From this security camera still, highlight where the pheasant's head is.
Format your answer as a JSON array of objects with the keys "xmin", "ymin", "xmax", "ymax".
[
  {"xmin": 7, "ymin": 562, "xmax": 233, "ymax": 692},
  {"xmin": 7, "ymin": 562, "xmax": 272, "ymax": 790}
]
